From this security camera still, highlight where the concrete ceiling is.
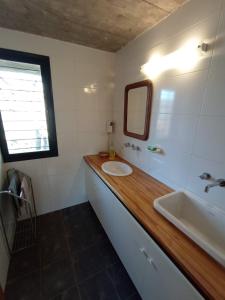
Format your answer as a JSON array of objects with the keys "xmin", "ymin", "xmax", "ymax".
[{"xmin": 0, "ymin": 0, "xmax": 188, "ymax": 52}]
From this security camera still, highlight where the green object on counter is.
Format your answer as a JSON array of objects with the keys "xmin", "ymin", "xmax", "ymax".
[{"xmin": 147, "ymin": 145, "xmax": 161, "ymax": 153}]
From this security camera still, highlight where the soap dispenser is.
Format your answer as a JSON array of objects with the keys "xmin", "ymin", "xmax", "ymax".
[{"xmin": 106, "ymin": 120, "xmax": 115, "ymax": 160}]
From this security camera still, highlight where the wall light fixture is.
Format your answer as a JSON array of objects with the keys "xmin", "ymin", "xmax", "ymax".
[{"xmin": 141, "ymin": 38, "xmax": 206, "ymax": 80}]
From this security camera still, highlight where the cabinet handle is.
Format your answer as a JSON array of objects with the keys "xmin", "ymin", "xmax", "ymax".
[
  {"xmin": 147, "ymin": 257, "xmax": 157, "ymax": 270},
  {"xmin": 139, "ymin": 248, "xmax": 157, "ymax": 271},
  {"xmin": 140, "ymin": 247, "xmax": 148, "ymax": 258}
]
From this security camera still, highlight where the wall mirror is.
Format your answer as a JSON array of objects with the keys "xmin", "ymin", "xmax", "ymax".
[{"xmin": 124, "ymin": 80, "xmax": 153, "ymax": 140}]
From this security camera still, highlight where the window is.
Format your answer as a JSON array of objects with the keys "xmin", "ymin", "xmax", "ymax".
[{"xmin": 0, "ymin": 48, "xmax": 58, "ymax": 162}]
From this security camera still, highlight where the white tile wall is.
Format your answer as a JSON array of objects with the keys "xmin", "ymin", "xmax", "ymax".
[
  {"xmin": 0, "ymin": 152, "xmax": 10, "ymax": 289},
  {"xmin": 0, "ymin": 28, "xmax": 115, "ymax": 215},
  {"xmin": 113, "ymin": 0, "xmax": 225, "ymax": 211}
]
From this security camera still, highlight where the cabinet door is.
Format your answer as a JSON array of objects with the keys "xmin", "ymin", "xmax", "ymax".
[
  {"xmin": 132, "ymin": 218, "xmax": 204, "ymax": 300},
  {"xmin": 86, "ymin": 168, "xmax": 100, "ymax": 214},
  {"xmin": 85, "ymin": 167, "xmax": 115, "ymax": 239},
  {"xmin": 111, "ymin": 197, "xmax": 170, "ymax": 300},
  {"xmin": 108, "ymin": 194, "xmax": 146, "ymax": 294}
]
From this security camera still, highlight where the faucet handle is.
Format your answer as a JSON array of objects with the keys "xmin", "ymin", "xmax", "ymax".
[
  {"xmin": 131, "ymin": 144, "xmax": 141, "ymax": 151},
  {"xmin": 204, "ymin": 178, "xmax": 225, "ymax": 193},
  {"xmin": 199, "ymin": 172, "xmax": 211, "ymax": 180},
  {"xmin": 218, "ymin": 179, "xmax": 225, "ymax": 187},
  {"xmin": 124, "ymin": 142, "xmax": 131, "ymax": 148}
]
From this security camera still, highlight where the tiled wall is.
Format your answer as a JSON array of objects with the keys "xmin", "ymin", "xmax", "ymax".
[
  {"xmin": 113, "ymin": 0, "xmax": 225, "ymax": 211},
  {"xmin": 0, "ymin": 152, "xmax": 10, "ymax": 289},
  {"xmin": 0, "ymin": 28, "xmax": 115, "ymax": 215}
]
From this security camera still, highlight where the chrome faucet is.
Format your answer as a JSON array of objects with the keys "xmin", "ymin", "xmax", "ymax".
[
  {"xmin": 199, "ymin": 172, "xmax": 225, "ymax": 193},
  {"xmin": 199, "ymin": 172, "xmax": 211, "ymax": 180},
  {"xmin": 204, "ymin": 179, "xmax": 225, "ymax": 193}
]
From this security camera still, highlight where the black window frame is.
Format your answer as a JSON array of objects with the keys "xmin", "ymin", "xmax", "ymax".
[{"xmin": 0, "ymin": 48, "xmax": 58, "ymax": 162}]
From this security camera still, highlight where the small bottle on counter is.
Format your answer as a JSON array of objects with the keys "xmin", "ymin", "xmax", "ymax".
[{"xmin": 109, "ymin": 144, "xmax": 116, "ymax": 160}]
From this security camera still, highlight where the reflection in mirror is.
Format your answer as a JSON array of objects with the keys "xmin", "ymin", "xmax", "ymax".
[
  {"xmin": 124, "ymin": 80, "xmax": 153, "ymax": 140},
  {"xmin": 127, "ymin": 87, "xmax": 147, "ymax": 135}
]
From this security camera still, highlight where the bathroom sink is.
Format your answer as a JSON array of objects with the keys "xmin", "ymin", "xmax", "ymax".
[
  {"xmin": 101, "ymin": 161, "xmax": 133, "ymax": 176},
  {"xmin": 154, "ymin": 191, "xmax": 225, "ymax": 267}
]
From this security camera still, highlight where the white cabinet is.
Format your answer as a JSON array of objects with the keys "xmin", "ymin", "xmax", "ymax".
[
  {"xmin": 85, "ymin": 167, "xmax": 204, "ymax": 300},
  {"xmin": 86, "ymin": 167, "xmax": 114, "ymax": 238}
]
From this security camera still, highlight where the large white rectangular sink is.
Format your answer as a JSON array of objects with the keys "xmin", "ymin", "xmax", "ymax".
[{"xmin": 154, "ymin": 191, "xmax": 225, "ymax": 267}]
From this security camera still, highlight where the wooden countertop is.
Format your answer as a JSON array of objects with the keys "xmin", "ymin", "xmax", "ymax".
[{"xmin": 84, "ymin": 155, "xmax": 225, "ymax": 300}]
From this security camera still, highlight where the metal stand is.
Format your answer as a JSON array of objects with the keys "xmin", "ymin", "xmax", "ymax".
[{"xmin": 0, "ymin": 170, "xmax": 37, "ymax": 254}]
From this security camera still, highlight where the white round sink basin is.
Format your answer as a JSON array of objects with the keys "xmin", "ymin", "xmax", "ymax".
[{"xmin": 101, "ymin": 161, "xmax": 133, "ymax": 176}]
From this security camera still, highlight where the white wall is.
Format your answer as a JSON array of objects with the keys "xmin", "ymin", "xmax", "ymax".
[
  {"xmin": 0, "ymin": 152, "xmax": 10, "ymax": 289},
  {"xmin": 113, "ymin": 0, "xmax": 225, "ymax": 211},
  {"xmin": 0, "ymin": 28, "xmax": 115, "ymax": 215}
]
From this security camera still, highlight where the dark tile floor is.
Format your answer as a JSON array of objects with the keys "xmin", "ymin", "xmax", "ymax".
[{"xmin": 5, "ymin": 202, "xmax": 141, "ymax": 300}]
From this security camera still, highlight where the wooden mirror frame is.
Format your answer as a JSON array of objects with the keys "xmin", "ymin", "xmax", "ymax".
[{"xmin": 124, "ymin": 79, "xmax": 153, "ymax": 140}]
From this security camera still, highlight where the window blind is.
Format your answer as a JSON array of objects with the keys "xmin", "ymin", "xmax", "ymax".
[{"xmin": 0, "ymin": 59, "xmax": 50, "ymax": 154}]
